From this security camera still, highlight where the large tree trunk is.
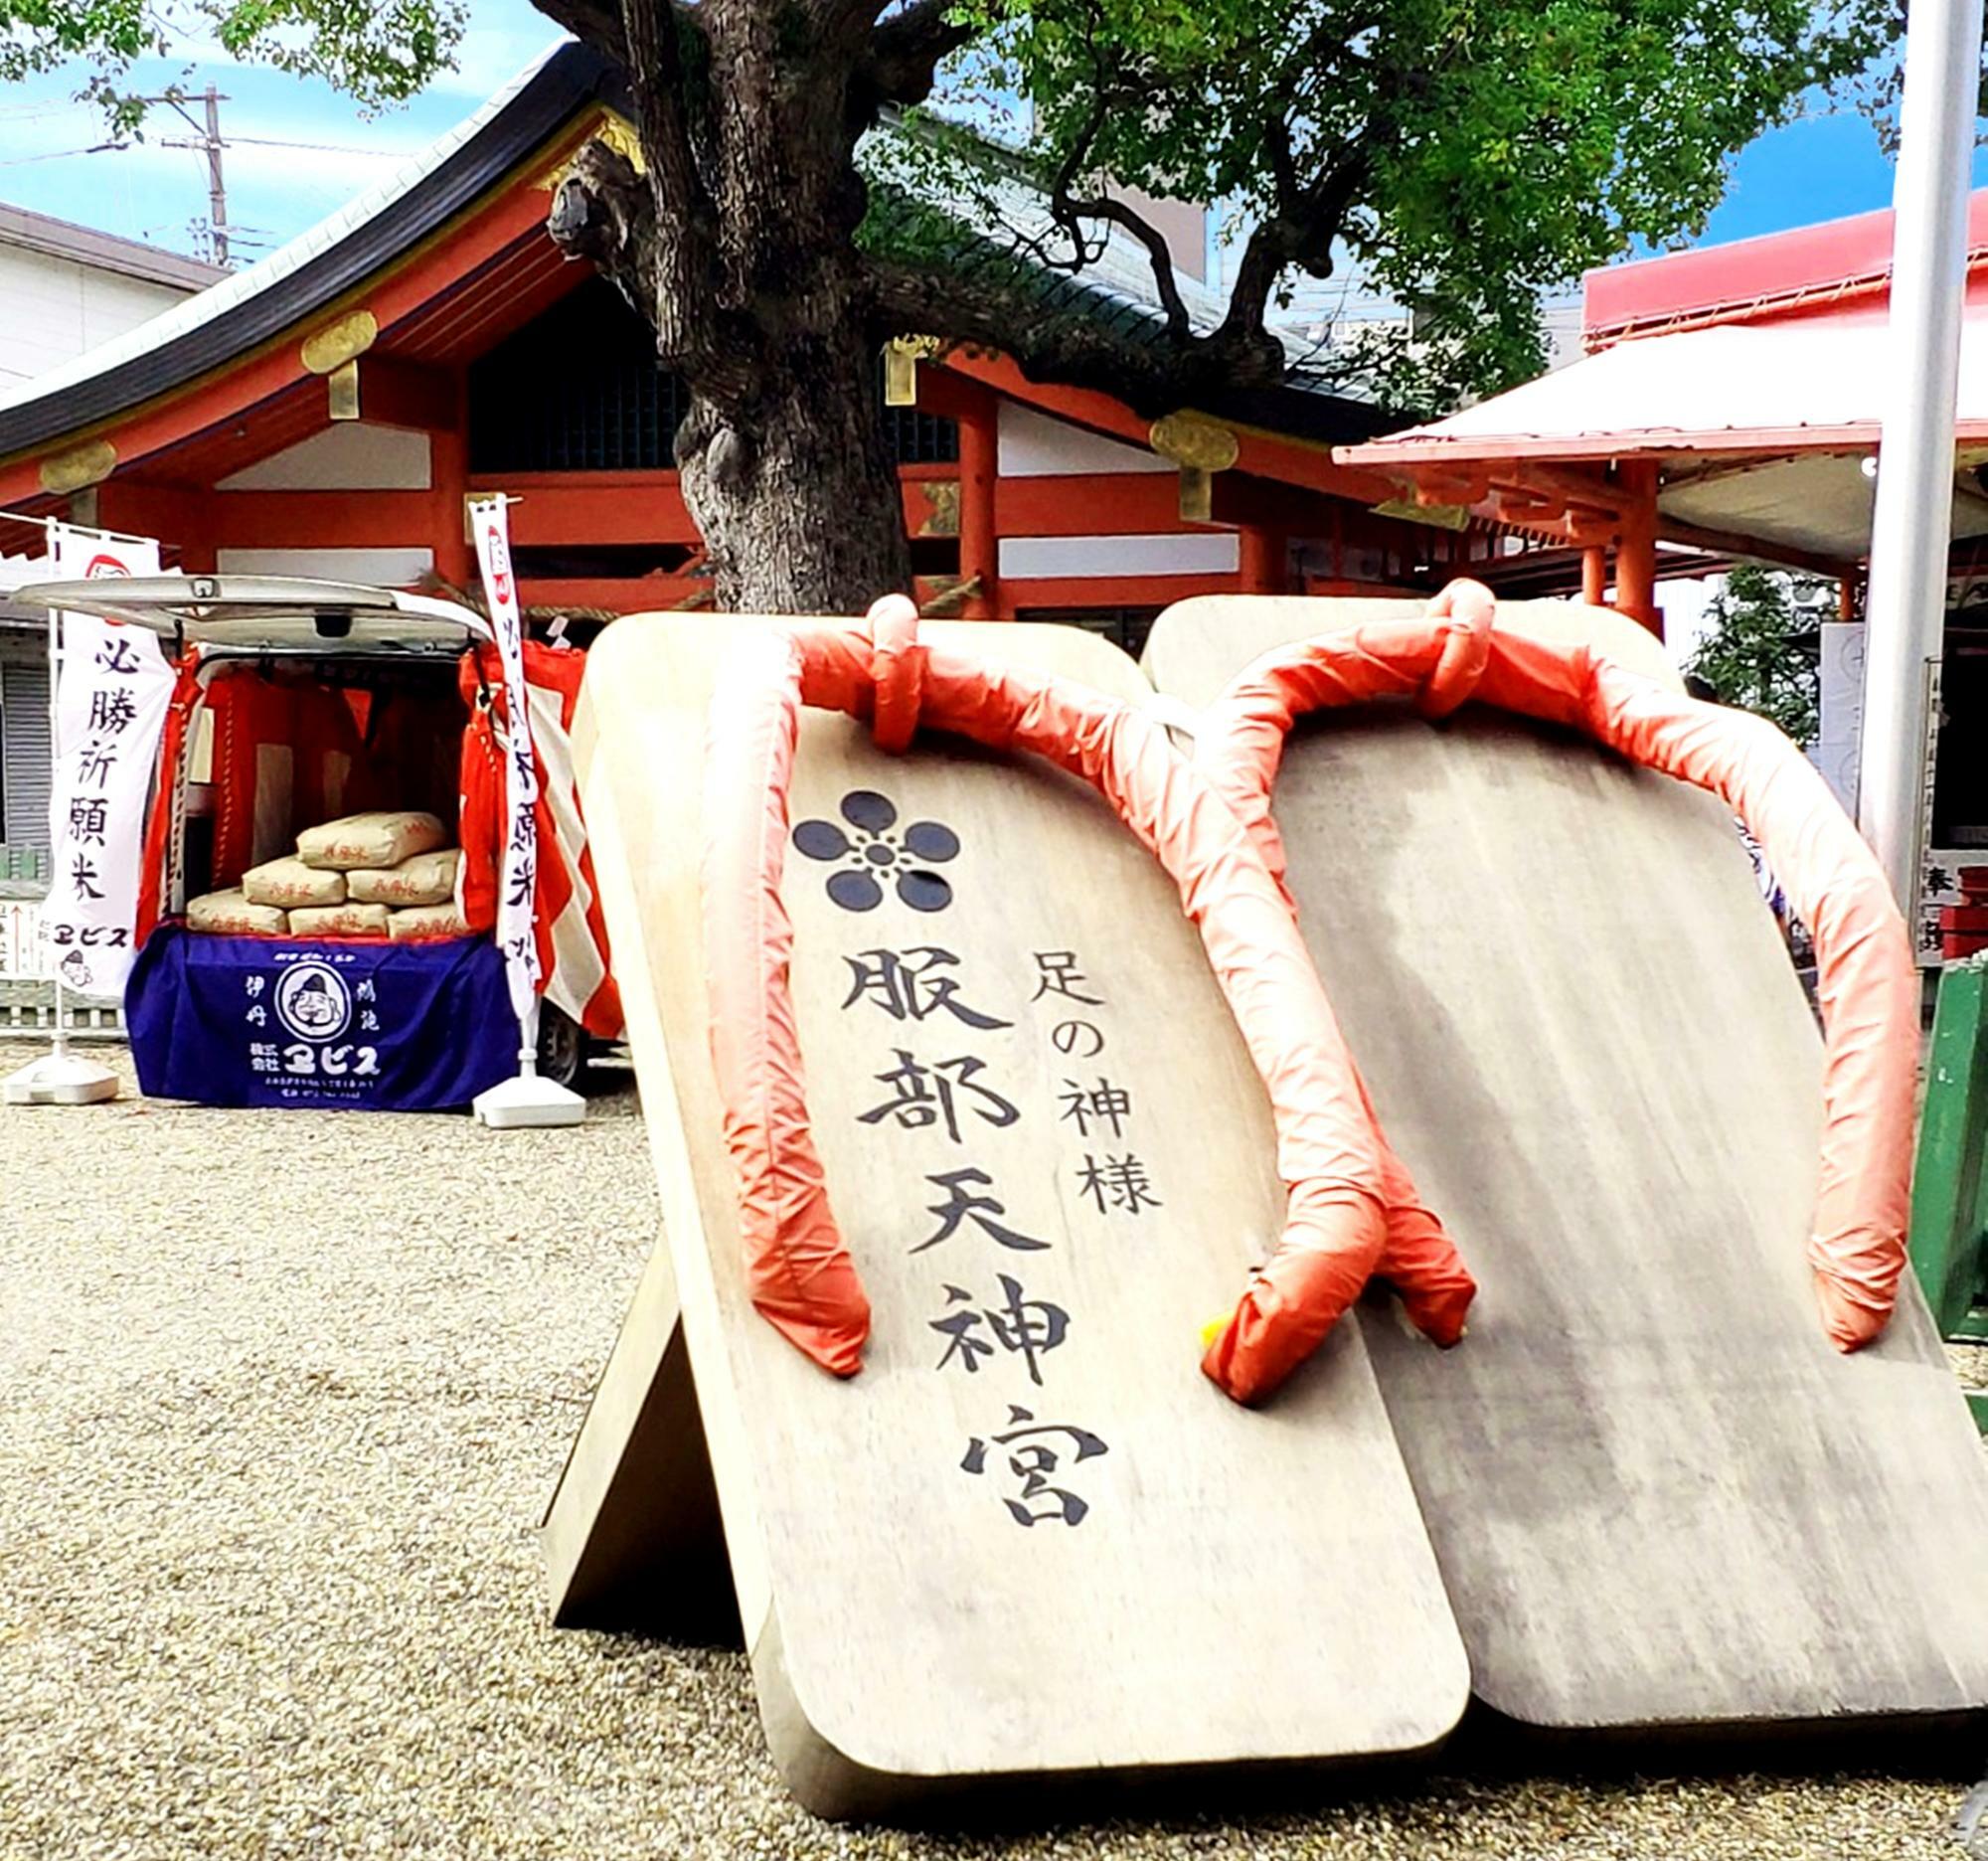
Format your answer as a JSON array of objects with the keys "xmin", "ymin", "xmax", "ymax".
[
  {"xmin": 543, "ymin": 5, "xmax": 935, "ymax": 617},
  {"xmin": 674, "ymin": 321, "xmax": 912, "ymax": 615}
]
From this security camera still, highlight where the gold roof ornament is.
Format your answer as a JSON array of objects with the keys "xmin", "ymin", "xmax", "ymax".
[
  {"xmin": 1149, "ymin": 414, "xmax": 1239, "ymax": 523},
  {"xmin": 38, "ymin": 439, "xmax": 117, "ymax": 496},
  {"xmin": 884, "ymin": 335, "xmax": 945, "ymax": 407},
  {"xmin": 1147, "ymin": 413, "xmax": 1240, "ymax": 473},
  {"xmin": 326, "ymin": 358, "xmax": 361, "ymax": 422},
  {"xmin": 917, "ymin": 479, "xmax": 961, "ymax": 537},
  {"xmin": 300, "ymin": 310, "xmax": 378, "ymax": 376},
  {"xmin": 1372, "ymin": 498, "xmax": 1472, "ymax": 532}
]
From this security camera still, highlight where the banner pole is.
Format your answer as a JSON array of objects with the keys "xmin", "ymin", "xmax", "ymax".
[
  {"xmin": 466, "ymin": 492, "xmax": 582, "ymax": 1129},
  {"xmin": 46, "ymin": 582, "xmax": 70, "ymax": 1063},
  {"xmin": 0, "ymin": 509, "xmax": 156, "ymax": 548}
]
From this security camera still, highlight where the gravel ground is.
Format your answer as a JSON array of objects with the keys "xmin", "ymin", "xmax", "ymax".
[{"xmin": 2, "ymin": 1038, "xmax": 1981, "ymax": 1861}]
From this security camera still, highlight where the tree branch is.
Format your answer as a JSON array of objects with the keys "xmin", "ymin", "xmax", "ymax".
[
  {"xmin": 1031, "ymin": 85, "xmax": 1110, "ymax": 266},
  {"xmin": 1293, "ymin": 147, "xmax": 1371, "ymax": 275},
  {"xmin": 620, "ymin": 0, "xmax": 701, "ymax": 222},
  {"xmin": 1264, "ymin": 116, "xmax": 1299, "ymax": 215},
  {"xmin": 548, "ymin": 139, "xmax": 655, "ymax": 296},
  {"xmin": 1213, "ymin": 216, "xmax": 1296, "ymax": 371},
  {"xmin": 1017, "ymin": 73, "xmax": 1187, "ymax": 341},
  {"xmin": 1211, "ymin": 143, "xmax": 1369, "ymax": 368},
  {"xmin": 616, "ymin": 0, "xmax": 728, "ymax": 374},
  {"xmin": 868, "ymin": 254, "xmax": 1167, "ymax": 406},
  {"xmin": 863, "ymin": 0, "xmax": 977, "ymax": 106},
  {"xmin": 528, "ymin": 0, "xmax": 625, "ymax": 65},
  {"xmin": 1062, "ymin": 193, "xmax": 1192, "ymax": 340},
  {"xmin": 1025, "ymin": 22, "xmax": 1197, "ymax": 351}
]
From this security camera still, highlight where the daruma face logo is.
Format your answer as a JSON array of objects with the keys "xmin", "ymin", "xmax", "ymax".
[
  {"xmin": 83, "ymin": 555, "xmax": 131, "ymax": 579},
  {"xmin": 274, "ymin": 960, "xmax": 351, "ymax": 1042},
  {"xmin": 483, "ymin": 525, "xmax": 512, "ymax": 604}
]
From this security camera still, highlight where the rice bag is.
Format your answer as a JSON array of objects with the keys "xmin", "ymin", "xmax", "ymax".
[
  {"xmin": 288, "ymin": 901, "xmax": 392, "ymax": 937},
  {"xmin": 387, "ymin": 902, "xmax": 472, "ymax": 942},
  {"xmin": 241, "ymin": 856, "xmax": 345, "ymax": 909},
  {"xmin": 296, "ymin": 810, "xmax": 447, "ymax": 872},
  {"xmin": 188, "ymin": 890, "xmax": 288, "ymax": 935},
  {"xmin": 347, "ymin": 847, "xmax": 460, "ymax": 908}
]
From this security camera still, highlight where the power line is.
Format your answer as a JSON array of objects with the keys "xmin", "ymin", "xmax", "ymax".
[
  {"xmin": 0, "ymin": 93, "xmax": 411, "ymax": 263},
  {"xmin": 0, "ymin": 123, "xmax": 408, "ymax": 167},
  {"xmin": 224, "ymin": 134, "xmax": 409, "ymax": 158},
  {"xmin": 0, "ymin": 143, "xmax": 121, "ymax": 167}
]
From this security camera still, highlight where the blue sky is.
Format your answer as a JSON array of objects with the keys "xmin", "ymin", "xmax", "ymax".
[
  {"xmin": 0, "ymin": 7, "xmax": 1968, "ymax": 267},
  {"xmin": 1701, "ymin": 105, "xmax": 1988, "ymax": 246},
  {"xmin": 0, "ymin": 1, "xmax": 559, "ymax": 262}
]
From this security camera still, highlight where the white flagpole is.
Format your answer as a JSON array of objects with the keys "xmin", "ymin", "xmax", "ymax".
[
  {"xmin": 1857, "ymin": 0, "xmax": 1985, "ymax": 913},
  {"xmin": 41, "ymin": 518, "xmax": 72, "ymax": 1063},
  {"xmin": 466, "ymin": 492, "xmax": 583, "ymax": 1129}
]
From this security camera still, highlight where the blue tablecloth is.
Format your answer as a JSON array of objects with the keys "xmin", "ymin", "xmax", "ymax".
[{"xmin": 127, "ymin": 926, "xmax": 517, "ymax": 1111}]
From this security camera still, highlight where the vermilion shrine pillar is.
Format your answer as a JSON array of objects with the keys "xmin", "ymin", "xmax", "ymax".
[
  {"xmin": 955, "ymin": 395, "xmax": 999, "ymax": 620},
  {"xmin": 430, "ymin": 399, "xmax": 473, "ymax": 591},
  {"xmin": 1581, "ymin": 544, "xmax": 1606, "ymax": 607},
  {"xmin": 1613, "ymin": 459, "xmax": 1661, "ymax": 637},
  {"xmin": 1239, "ymin": 524, "xmax": 1288, "ymax": 594}
]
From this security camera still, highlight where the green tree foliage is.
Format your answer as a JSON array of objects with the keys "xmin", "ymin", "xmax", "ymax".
[
  {"xmin": 1685, "ymin": 565, "xmax": 1824, "ymax": 747},
  {"xmin": 919, "ymin": 0, "xmax": 1898, "ymax": 410}
]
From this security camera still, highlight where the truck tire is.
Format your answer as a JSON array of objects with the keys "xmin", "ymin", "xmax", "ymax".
[{"xmin": 536, "ymin": 1001, "xmax": 587, "ymax": 1089}]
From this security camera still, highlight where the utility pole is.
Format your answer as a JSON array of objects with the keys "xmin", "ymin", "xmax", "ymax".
[
  {"xmin": 158, "ymin": 87, "xmax": 231, "ymax": 266},
  {"xmin": 201, "ymin": 86, "xmax": 228, "ymax": 267}
]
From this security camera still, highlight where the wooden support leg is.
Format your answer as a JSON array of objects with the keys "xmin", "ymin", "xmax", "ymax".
[{"xmin": 539, "ymin": 1236, "xmax": 738, "ymax": 1637}]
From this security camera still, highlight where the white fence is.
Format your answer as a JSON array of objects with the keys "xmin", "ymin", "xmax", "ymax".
[{"xmin": 0, "ymin": 894, "xmax": 124, "ymax": 1035}]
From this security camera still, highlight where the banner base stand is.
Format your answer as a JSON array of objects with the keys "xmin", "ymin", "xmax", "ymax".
[
  {"xmin": 4, "ymin": 1049, "xmax": 120, "ymax": 1105},
  {"xmin": 473, "ymin": 1071, "xmax": 585, "ymax": 1129}
]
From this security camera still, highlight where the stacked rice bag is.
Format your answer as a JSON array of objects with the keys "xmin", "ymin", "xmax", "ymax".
[{"xmin": 187, "ymin": 811, "xmax": 472, "ymax": 941}]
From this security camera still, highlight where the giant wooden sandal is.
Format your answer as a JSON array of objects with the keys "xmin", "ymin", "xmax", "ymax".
[
  {"xmin": 1147, "ymin": 588, "xmax": 1988, "ymax": 1736},
  {"xmin": 545, "ymin": 602, "xmax": 1470, "ymax": 1816}
]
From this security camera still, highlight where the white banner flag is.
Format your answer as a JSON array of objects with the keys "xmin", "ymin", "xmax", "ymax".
[
  {"xmin": 40, "ymin": 525, "xmax": 169, "ymax": 998},
  {"xmin": 468, "ymin": 496, "xmax": 541, "ymax": 1022}
]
